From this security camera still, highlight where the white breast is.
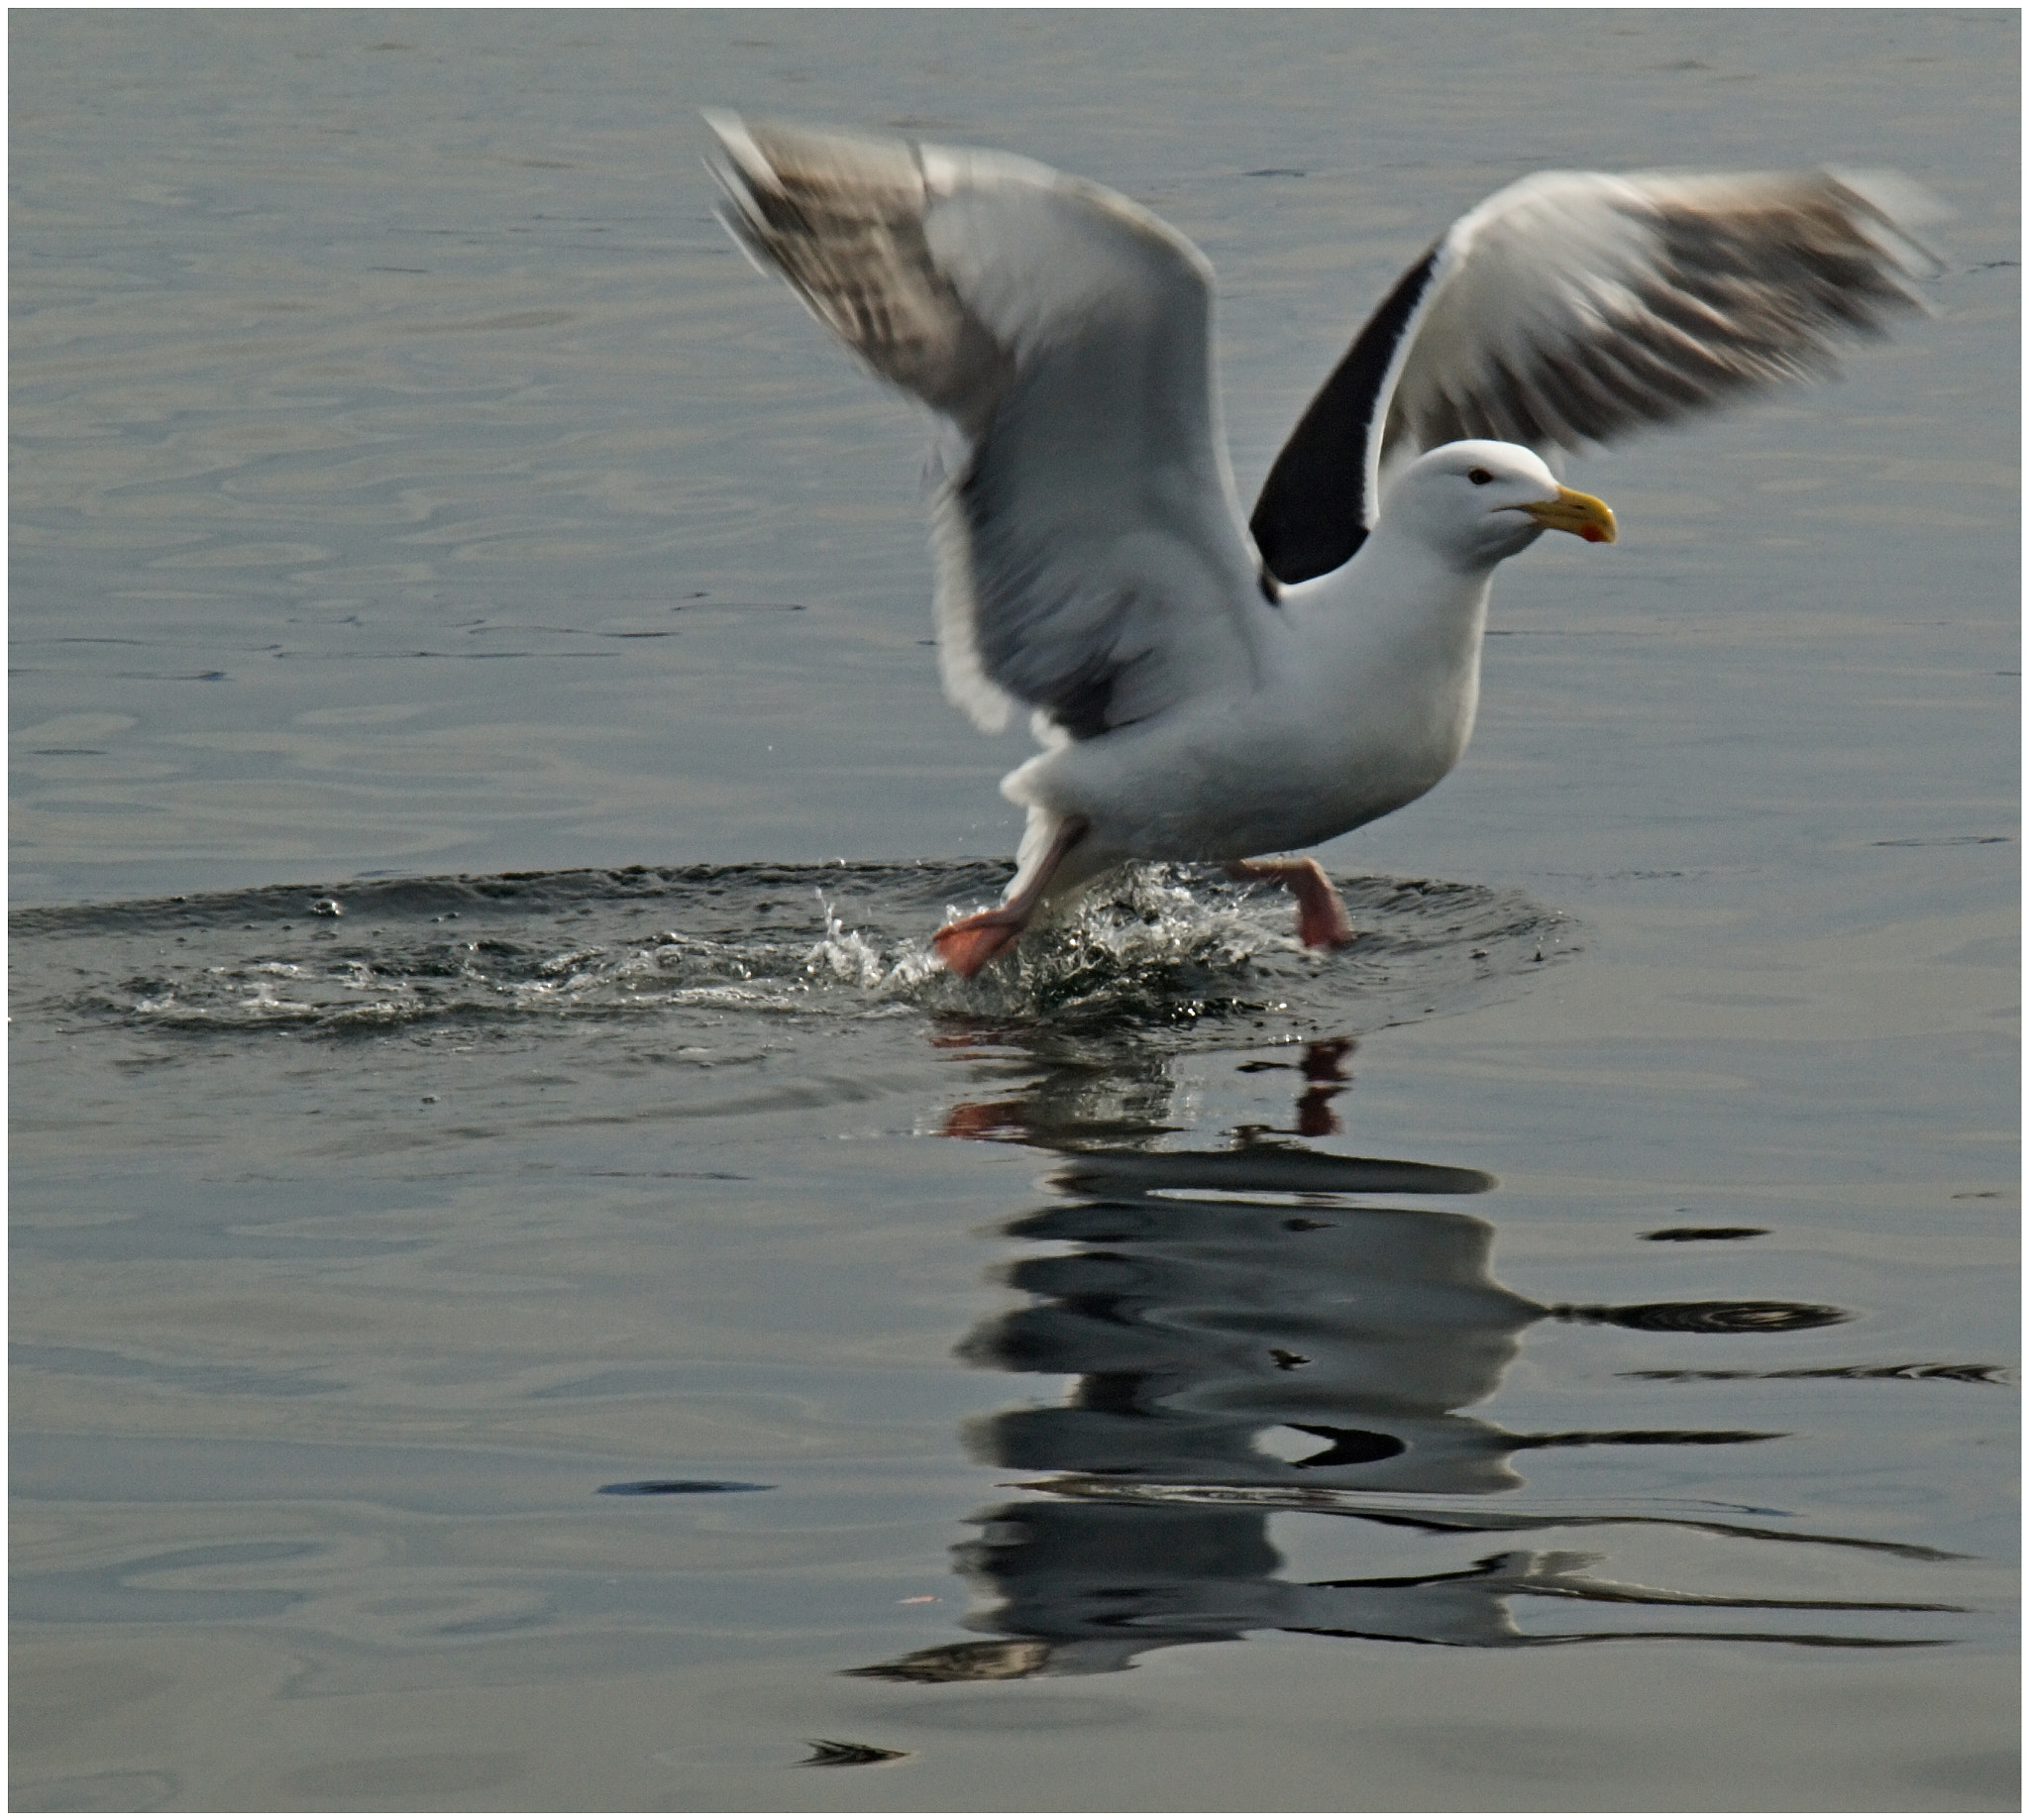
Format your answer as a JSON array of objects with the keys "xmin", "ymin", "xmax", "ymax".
[{"xmin": 1007, "ymin": 547, "xmax": 1496, "ymax": 864}]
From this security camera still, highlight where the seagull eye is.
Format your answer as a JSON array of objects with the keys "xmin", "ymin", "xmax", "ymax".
[{"xmin": 1467, "ymin": 468, "xmax": 1493, "ymax": 485}]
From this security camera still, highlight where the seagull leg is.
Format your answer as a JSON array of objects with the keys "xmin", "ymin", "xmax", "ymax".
[
  {"xmin": 933, "ymin": 816, "xmax": 1090, "ymax": 979},
  {"xmin": 1227, "ymin": 857, "xmax": 1356, "ymax": 951}
]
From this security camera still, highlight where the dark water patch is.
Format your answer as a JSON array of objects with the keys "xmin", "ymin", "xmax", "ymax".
[
  {"xmin": 596, "ymin": 1479, "xmax": 773, "ymax": 1496},
  {"xmin": 1553, "ymin": 1300, "xmax": 1852, "ymax": 1335},
  {"xmin": 800, "ymin": 1739, "xmax": 909, "ymax": 1767},
  {"xmin": 1050, "ymin": 1148, "xmax": 1496, "ymax": 1203},
  {"xmin": 1643, "ymin": 1227, "xmax": 1769, "ymax": 1242},
  {"xmin": 1508, "ymin": 1429, "xmax": 1784, "ymax": 1448},
  {"xmin": 1624, "ymin": 1363, "xmax": 2011, "ymax": 1385}
]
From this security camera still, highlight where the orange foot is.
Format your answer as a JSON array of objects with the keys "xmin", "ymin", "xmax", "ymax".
[{"xmin": 931, "ymin": 909, "xmax": 1028, "ymax": 979}]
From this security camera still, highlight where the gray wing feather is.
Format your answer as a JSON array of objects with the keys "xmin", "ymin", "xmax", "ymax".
[
  {"xmin": 1249, "ymin": 163, "xmax": 1940, "ymax": 586},
  {"xmin": 707, "ymin": 112, "xmax": 1264, "ymax": 738},
  {"xmin": 1380, "ymin": 166, "xmax": 1944, "ymax": 495}
]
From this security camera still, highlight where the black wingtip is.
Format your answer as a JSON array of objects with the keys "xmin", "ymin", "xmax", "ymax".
[{"xmin": 1251, "ymin": 242, "xmax": 1443, "ymax": 585}]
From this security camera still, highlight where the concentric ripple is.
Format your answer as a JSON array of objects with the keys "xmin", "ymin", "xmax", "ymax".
[{"xmin": 12, "ymin": 860, "xmax": 1574, "ymax": 1048}]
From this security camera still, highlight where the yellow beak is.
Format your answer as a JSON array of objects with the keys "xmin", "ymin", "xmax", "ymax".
[{"xmin": 1518, "ymin": 485, "xmax": 1617, "ymax": 545}]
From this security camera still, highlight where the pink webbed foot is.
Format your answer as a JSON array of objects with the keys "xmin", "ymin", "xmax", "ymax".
[
  {"xmin": 1292, "ymin": 882, "xmax": 1356, "ymax": 951},
  {"xmin": 1227, "ymin": 857, "xmax": 1356, "ymax": 952},
  {"xmin": 932, "ymin": 814, "xmax": 1092, "ymax": 980},
  {"xmin": 931, "ymin": 909, "xmax": 1030, "ymax": 980}
]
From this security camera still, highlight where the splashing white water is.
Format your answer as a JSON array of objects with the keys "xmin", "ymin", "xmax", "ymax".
[{"xmin": 27, "ymin": 860, "xmax": 1572, "ymax": 1041}]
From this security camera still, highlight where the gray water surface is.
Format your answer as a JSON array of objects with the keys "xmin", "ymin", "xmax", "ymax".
[{"xmin": 11, "ymin": 10, "xmax": 2018, "ymax": 1812}]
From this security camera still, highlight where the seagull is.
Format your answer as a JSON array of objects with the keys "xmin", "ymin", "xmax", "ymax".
[{"xmin": 705, "ymin": 113, "xmax": 1939, "ymax": 978}]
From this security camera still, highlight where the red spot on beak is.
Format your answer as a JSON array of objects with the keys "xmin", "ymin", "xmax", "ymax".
[{"xmin": 1579, "ymin": 524, "xmax": 1607, "ymax": 544}]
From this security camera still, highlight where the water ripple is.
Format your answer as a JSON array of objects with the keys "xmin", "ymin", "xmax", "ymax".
[{"xmin": 14, "ymin": 860, "xmax": 1576, "ymax": 1049}]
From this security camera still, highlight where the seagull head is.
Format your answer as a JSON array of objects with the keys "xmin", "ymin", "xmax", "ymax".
[{"xmin": 1382, "ymin": 440, "xmax": 1617, "ymax": 569}]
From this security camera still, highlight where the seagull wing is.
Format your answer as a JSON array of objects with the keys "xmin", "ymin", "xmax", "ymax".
[
  {"xmin": 707, "ymin": 112, "xmax": 1268, "ymax": 740},
  {"xmin": 1251, "ymin": 167, "xmax": 1945, "ymax": 586}
]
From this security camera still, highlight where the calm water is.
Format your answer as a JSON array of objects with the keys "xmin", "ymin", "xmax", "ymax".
[{"xmin": 11, "ymin": 10, "xmax": 2018, "ymax": 1812}]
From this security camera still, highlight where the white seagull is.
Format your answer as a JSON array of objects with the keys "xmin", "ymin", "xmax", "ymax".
[{"xmin": 705, "ymin": 113, "xmax": 1939, "ymax": 977}]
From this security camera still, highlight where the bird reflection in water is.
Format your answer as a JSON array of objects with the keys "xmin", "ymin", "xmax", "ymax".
[{"xmin": 850, "ymin": 1035, "xmax": 1958, "ymax": 1681}]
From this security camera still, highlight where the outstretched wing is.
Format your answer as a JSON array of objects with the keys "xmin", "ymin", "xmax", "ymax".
[
  {"xmin": 1251, "ymin": 167, "xmax": 1945, "ymax": 587},
  {"xmin": 708, "ymin": 112, "xmax": 1268, "ymax": 740}
]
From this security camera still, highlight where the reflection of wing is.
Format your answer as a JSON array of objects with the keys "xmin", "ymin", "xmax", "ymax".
[
  {"xmin": 707, "ymin": 112, "xmax": 1268, "ymax": 741},
  {"xmin": 1251, "ymin": 168, "xmax": 1944, "ymax": 586}
]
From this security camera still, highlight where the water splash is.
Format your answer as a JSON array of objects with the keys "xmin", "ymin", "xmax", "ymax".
[{"xmin": 13, "ymin": 860, "xmax": 1575, "ymax": 1048}]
